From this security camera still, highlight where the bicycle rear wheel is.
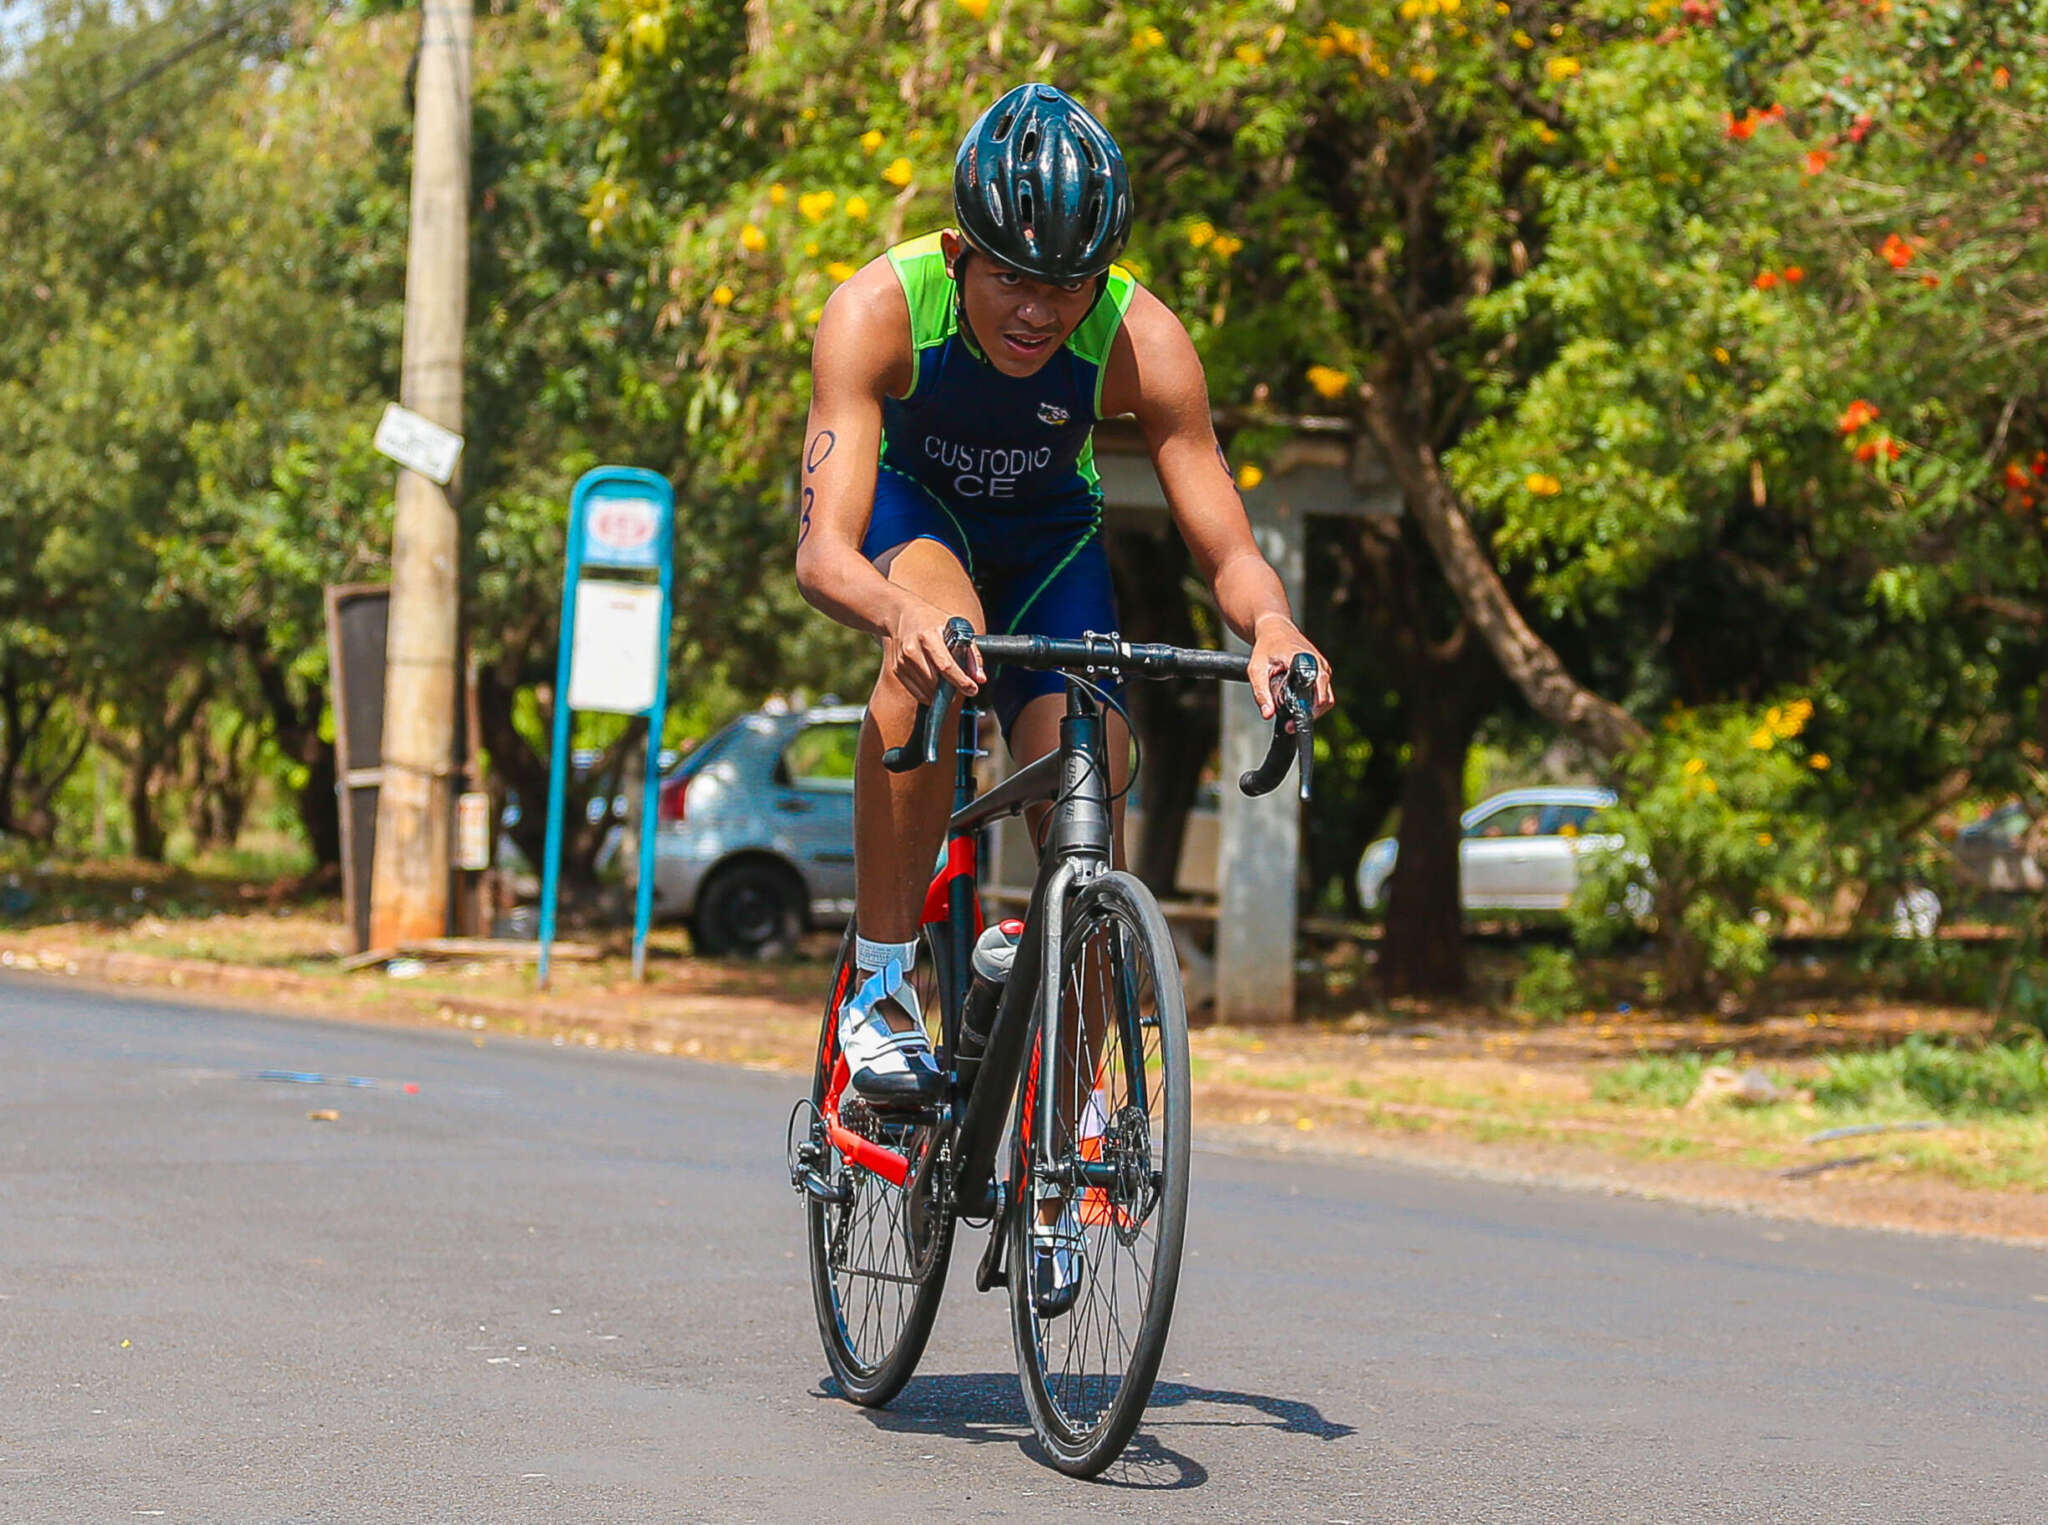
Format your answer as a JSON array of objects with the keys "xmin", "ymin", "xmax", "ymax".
[
  {"xmin": 1008, "ymin": 871, "xmax": 1190, "ymax": 1476},
  {"xmin": 804, "ymin": 928, "xmax": 953, "ymax": 1406}
]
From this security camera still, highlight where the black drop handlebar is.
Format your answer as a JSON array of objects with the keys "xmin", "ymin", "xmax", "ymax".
[{"xmin": 880, "ymin": 618, "xmax": 1319, "ymax": 802}]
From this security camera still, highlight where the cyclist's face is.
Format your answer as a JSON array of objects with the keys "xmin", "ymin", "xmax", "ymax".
[{"xmin": 946, "ymin": 234, "xmax": 1098, "ymax": 377}]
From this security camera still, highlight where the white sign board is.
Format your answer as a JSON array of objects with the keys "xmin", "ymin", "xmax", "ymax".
[
  {"xmin": 373, "ymin": 403, "xmax": 465, "ymax": 485},
  {"xmin": 567, "ymin": 582, "xmax": 664, "ymax": 716}
]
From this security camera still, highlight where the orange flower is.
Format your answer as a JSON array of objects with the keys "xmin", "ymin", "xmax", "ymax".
[
  {"xmin": 1993, "ymin": 66, "xmax": 2010, "ymax": 89},
  {"xmin": 1802, "ymin": 149, "xmax": 1831, "ymax": 176},
  {"xmin": 1753, "ymin": 270, "xmax": 1779, "ymax": 291},
  {"xmin": 2007, "ymin": 462, "xmax": 2032, "ymax": 491},
  {"xmin": 1836, "ymin": 399, "xmax": 1878, "ymax": 435},
  {"xmin": 1878, "ymin": 233, "xmax": 1914, "ymax": 269},
  {"xmin": 1876, "ymin": 436, "xmax": 1900, "ymax": 461},
  {"xmin": 1724, "ymin": 109, "xmax": 1759, "ymax": 141},
  {"xmin": 2031, "ymin": 451, "xmax": 2047, "ymax": 479},
  {"xmin": 1782, "ymin": 265, "xmax": 1804, "ymax": 283}
]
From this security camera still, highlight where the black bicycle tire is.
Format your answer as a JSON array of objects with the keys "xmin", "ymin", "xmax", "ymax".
[
  {"xmin": 805, "ymin": 927, "xmax": 954, "ymax": 1407},
  {"xmin": 1007, "ymin": 871, "xmax": 1191, "ymax": 1476}
]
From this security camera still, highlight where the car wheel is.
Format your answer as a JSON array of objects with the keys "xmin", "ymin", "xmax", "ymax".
[{"xmin": 694, "ymin": 860, "xmax": 803, "ymax": 958}]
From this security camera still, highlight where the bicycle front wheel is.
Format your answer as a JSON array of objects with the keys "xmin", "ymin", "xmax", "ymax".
[
  {"xmin": 804, "ymin": 928, "xmax": 952, "ymax": 1406},
  {"xmin": 1008, "ymin": 871, "xmax": 1190, "ymax": 1476}
]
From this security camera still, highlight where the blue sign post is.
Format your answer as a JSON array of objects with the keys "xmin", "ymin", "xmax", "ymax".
[{"xmin": 538, "ymin": 467, "xmax": 676, "ymax": 989}]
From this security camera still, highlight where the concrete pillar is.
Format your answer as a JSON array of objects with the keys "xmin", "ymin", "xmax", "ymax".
[{"xmin": 1215, "ymin": 489, "xmax": 1305, "ymax": 1024}]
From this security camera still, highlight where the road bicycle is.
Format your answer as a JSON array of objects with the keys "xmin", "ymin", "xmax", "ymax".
[{"xmin": 788, "ymin": 617, "xmax": 1318, "ymax": 1476}]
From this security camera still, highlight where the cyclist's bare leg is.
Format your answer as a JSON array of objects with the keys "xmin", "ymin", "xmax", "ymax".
[
  {"xmin": 1009, "ymin": 694, "xmax": 1130, "ymax": 1226},
  {"xmin": 852, "ymin": 539, "xmax": 987, "ymax": 1034}
]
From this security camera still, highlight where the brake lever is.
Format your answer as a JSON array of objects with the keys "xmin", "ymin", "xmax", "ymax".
[
  {"xmin": 1236, "ymin": 653, "xmax": 1319, "ymax": 801},
  {"xmin": 881, "ymin": 617, "xmax": 979, "ymax": 773}
]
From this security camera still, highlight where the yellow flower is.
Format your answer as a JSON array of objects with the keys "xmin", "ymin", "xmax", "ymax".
[
  {"xmin": 798, "ymin": 190, "xmax": 836, "ymax": 223},
  {"xmin": 1808, "ymin": 753, "xmax": 1831, "ymax": 771},
  {"xmin": 1749, "ymin": 726, "xmax": 1775, "ymax": 750},
  {"xmin": 1545, "ymin": 54, "xmax": 1581, "ymax": 81},
  {"xmin": 1315, "ymin": 35, "xmax": 1339, "ymax": 58},
  {"xmin": 1683, "ymin": 757, "xmax": 1706, "ymax": 775},
  {"xmin": 1236, "ymin": 463, "xmax": 1265, "ymax": 490},
  {"xmin": 1756, "ymin": 832, "xmax": 1774, "ymax": 846},
  {"xmin": 1525, "ymin": 472, "xmax": 1562, "ymax": 496},
  {"xmin": 804, "ymin": 241, "xmax": 820, "ymax": 256},
  {"xmin": 1513, "ymin": 28, "xmax": 1534, "ymax": 47},
  {"xmin": 1778, "ymin": 698, "xmax": 1813, "ymax": 737},
  {"xmin": 1701, "ymin": 777, "xmax": 1719, "ymax": 794},
  {"xmin": 739, "ymin": 223, "xmax": 767, "ymax": 253},
  {"xmin": 881, "ymin": 157, "xmax": 914, "ymax": 188},
  {"xmin": 1234, "ymin": 42, "xmax": 1265, "ymax": 66},
  {"xmin": 826, "ymin": 261, "xmax": 858, "ymax": 282},
  {"xmin": 845, "ymin": 195, "xmax": 870, "ymax": 220},
  {"xmin": 1210, "ymin": 233, "xmax": 1244, "ymax": 259},
  {"xmin": 1131, "ymin": 23, "xmax": 1165, "ymax": 52},
  {"xmin": 1328, "ymin": 22, "xmax": 1359, "ymax": 49},
  {"xmin": 1399, "ymin": 0, "xmax": 1425, "ymax": 18},
  {"xmin": 957, "ymin": 0, "xmax": 989, "ymax": 18},
  {"xmin": 860, "ymin": 129, "xmax": 884, "ymax": 155},
  {"xmin": 1410, "ymin": 62, "xmax": 1438, "ymax": 85},
  {"xmin": 711, "ymin": 284, "xmax": 735, "ymax": 306},
  {"xmin": 806, "ymin": 306, "xmax": 823, "ymax": 323},
  {"xmin": 1186, "ymin": 219, "xmax": 1216, "ymax": 249},
  {"xmin": 1534, "ymin": 123, "xmax": 1558, "ymax": 144},
  {"xmin": 1305, "ymin": 364, "xmax": 1351, "ymax": 400},
  {"xmin": 768, "ymin": 183, "xmax": 788, "ymax": 206},
  {"xmin": 1713, "ymin": 345, "xmax": 1732, "ymax": 364}
]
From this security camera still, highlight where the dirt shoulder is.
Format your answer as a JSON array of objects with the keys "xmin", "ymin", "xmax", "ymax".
[{"xmin": 4, "ymin": 913, "xmax": 2042, "ymax": 1250}]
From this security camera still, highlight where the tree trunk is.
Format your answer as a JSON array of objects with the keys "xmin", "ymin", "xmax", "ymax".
[
  {"xmin": 127, "ymin": 749, "xmax": 165, "ymax": 862},
  {"xmin": 1104, "ymin": 524, "xmax": 1215, "ymax": 896},
  {"xmin": 247, "ymin": 645, "xmax": 341, "ymax": 868},
  {"xmin": 1359, "ymin": 384, "xmax": 1646, "ymax": 761},
  {"xmin": 1380, "ymin": 676, "xmax": 1477, "ymax": 997}
]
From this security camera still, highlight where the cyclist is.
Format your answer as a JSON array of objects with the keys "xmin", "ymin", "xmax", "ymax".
[{"xmin": 793, "ymin": 82, "xmax": 1333, "ymax": 1296}]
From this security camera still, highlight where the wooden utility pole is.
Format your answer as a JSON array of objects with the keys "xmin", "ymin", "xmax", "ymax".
[{"xmin": 369, "ymin": 0, "xmax": 473, "ymax": 949}]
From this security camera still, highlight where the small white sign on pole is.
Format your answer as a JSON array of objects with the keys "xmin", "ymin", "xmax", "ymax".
[
  {"xmin": 454, "ymin": 791, "xmax": 492, "ymax": 871},
  {"xmin": 566, "ymin": 582, "xmax": 664, "ymax": 716},
  {"xmin": 373, "ymin": 403, "xmax": 465, "ymax": 485}
]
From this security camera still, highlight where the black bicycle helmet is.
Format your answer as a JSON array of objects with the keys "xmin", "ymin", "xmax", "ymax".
[{"xmin": 952, "ymin": 83, "xmax": 1133, "ymax": 282}]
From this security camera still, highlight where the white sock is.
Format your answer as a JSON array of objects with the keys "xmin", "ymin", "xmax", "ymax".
[{"xmin": 855, "ymin": 934, "xmax": 918, "ymax": 978}]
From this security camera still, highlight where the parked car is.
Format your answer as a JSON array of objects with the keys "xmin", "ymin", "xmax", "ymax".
[
  {"xmin": 627, "ymin": 704, "xmax": 863, "ymax": 956},
  {"xmin": 1355, "ymin": 786, "xmax": 1621, "ymax": 913},
  {"xmin": 1895, "ymin": 801, "xmax": 2045, "ymax": 937}
]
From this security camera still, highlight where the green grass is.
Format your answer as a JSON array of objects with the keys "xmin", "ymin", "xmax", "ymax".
[
  {"xmin": 1813, "ymin": 1034, "xmax": 2048, "ymax": 1117},
  {"xmin": 1591, "ymin": 1050, "xmax": 1726, "ymax": 1109}
]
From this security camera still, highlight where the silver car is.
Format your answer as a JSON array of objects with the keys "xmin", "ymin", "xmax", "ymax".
[
  {"xmin": 1356, "ymin": 786, "xmax": 1621, "ymax": 912},
  {"xmin": 631, "ymin": 704, "xmax": 863, "ymax": 955}
]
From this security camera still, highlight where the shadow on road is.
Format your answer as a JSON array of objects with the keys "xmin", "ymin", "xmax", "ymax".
[{"xmin": 819, "ymin": 1370, "xmax": 1353, "ymax": 1488}]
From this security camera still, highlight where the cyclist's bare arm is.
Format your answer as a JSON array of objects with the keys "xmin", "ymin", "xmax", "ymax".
[
  {"xmin": 792, "ymin": 262, "xmax": 983, "ymax": 700},
  {"xmin": 1098, "ymin": 287, "xmax": 1336, "ymax": 717}
]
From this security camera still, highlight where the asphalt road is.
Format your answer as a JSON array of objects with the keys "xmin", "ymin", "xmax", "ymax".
[{"xmin": 2, "ymin": 974, "xmax": 2044, "ymax": 1524}]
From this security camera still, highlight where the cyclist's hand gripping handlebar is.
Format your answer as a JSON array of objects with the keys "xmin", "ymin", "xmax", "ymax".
[
  {"xmin": 1238, "ymin": 652, "xmax": 1319, "ymax": 803},
  {"xmin": 881, "ymin": 616, "xmax": 978, "ymax": 773}
]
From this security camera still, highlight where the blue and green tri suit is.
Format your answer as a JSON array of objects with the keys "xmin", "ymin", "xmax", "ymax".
[{"xmin": 861, "ymin": 232, "xmax": 1136, "ymax": 735}]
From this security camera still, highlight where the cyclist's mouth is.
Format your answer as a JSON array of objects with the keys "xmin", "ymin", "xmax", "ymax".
[{"xmin": 1002, "ymin": 330, "xmax": 1055, "ymax": 360}]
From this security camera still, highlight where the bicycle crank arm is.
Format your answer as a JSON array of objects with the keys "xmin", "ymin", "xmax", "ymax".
[{"xmin": 974, "ymin": 1182, "xmax": 1013, "ymax": 1292}]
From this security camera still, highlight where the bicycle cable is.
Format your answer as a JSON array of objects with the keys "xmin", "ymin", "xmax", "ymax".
[{"xmin": 1029, "ymin": 668, "xmax": 1142, "ymax": 856}]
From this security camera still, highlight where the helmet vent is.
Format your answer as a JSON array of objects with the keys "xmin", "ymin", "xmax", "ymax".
[
  {"xmin": 992, "ymin": 110, "xmax": 1017, "ymax": 143},
  {"xmin": 1017, "ymin": 184, "xmax": 1036, "ymax": 233},
  {"xmin": 1083, "ymin": 190, "xmax": 1105, "ymax": 241},
  {"xmin": 1019, "ymin": 123, "xmax": 1040, "ymax": 159},
  {"xmin": 1076, "ymin": 134, "xmax": 1101, "ymax": 170}
]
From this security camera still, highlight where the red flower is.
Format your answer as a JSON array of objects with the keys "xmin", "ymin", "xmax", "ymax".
[
  {"xmin": 1879, "ymin": 233, "xmax": 1914, "ymax": 269},
  {"xmin": 2030, "ymin": 451, "xmax": 2046, "ymax": 479},
  {"xmin": 1802, "ymin": 149, "xmax": 1832, "ymax": 176},
  {"xmin": 1848, "ymin": 114, "xmax": 1874, "ymax": 144},
  {"xmin": 1680, "ymin": 0, "xmax": 1719, "ymax": 19},
  {"xmin": 1837, "ymin": 399, "xmax": 1879, "ymax": 435},
  {"xmin": 1857, "ymin": 437, "xmax": 1900, "ymax": 465},
  {"xmin": 1782, "ymin": 265, "xmax": 1805, "ymax": 283},
  {"xmin": 1754, "ymin": 270, "xmax": 1779, "ymax": 291},
  {"xmin": 2007, "ymin": 462, "xmax": 2032, "ymax": 491},
  {"xmin": 1724, "ymin": 111, "xmax": 1758, "ymax": 141}
]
